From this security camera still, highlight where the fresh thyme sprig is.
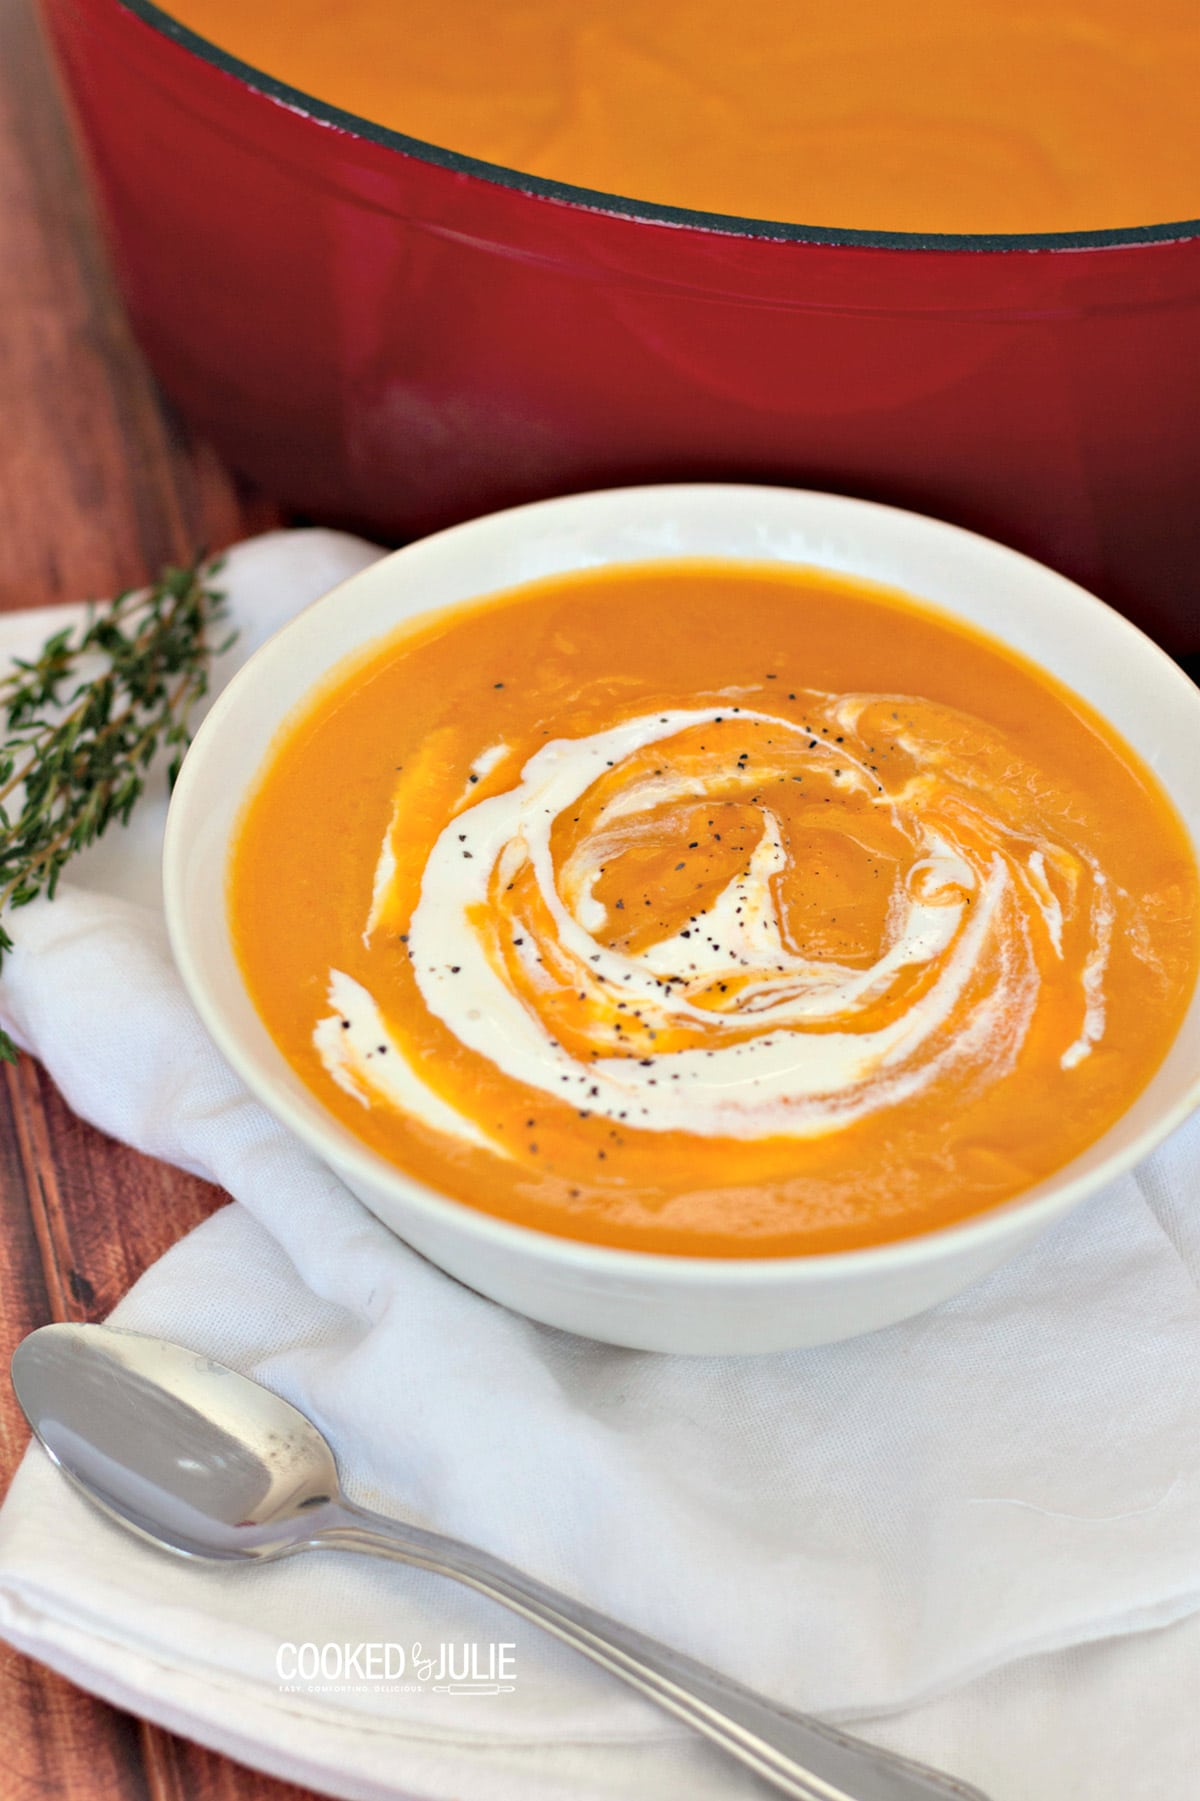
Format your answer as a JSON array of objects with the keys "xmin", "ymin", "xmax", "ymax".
[{"xmin": 0, "ymin": 557, "xmax": 232, "ymax": 1063}]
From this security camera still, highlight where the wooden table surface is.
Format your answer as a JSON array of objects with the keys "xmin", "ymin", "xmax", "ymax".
[
  {"xmin": 3, "ymin": 3, "xmax": 1199, "ymax": 1798},
  {"xmin": 0, "ymin": 1, "xmax": 325, "ymax": 1794}
]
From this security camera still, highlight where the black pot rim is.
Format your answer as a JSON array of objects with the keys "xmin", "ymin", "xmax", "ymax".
[{"xmin": 120, "ymin": 0, "xmax": 1200, "ymax": 255}]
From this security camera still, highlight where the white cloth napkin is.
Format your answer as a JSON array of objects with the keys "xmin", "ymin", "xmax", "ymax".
[{"xmin": 0, "ymin": 529, "xmax": 1197, "ymax": 1801}]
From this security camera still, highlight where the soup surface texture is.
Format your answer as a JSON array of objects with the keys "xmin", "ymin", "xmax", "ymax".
[
  {"xmin": 164, "ymin": 0, "xmax": 1199, "ymax": 234},
  {"xmin": 230, "ymin": 561, "xmax": 1198, "ymax": 1257}
]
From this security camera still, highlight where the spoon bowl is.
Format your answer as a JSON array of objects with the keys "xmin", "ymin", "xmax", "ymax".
[
  {"xmin": 12, "ymin": 1322, "xmax": 990, "ymax": 1801},
  {"xmin": 11, "ymin": 1322, "xmax": 340, "ymax": 1561}
]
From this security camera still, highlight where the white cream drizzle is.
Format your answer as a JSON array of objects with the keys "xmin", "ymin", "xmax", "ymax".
[
  {"xmin": 452, "ymin": 740, "xmax": 511, "ymax": 809},
  {"xmin": 1061, "ymin": 872, "xmax": 1114, "ymax": 1071},
  {"xmin": 316, "ymin": 699, "xmax": 1114, "ymax": 1146},
  {"xmin": 315, "ymin": 970, "xmax": 497, "ymax": 1150}
]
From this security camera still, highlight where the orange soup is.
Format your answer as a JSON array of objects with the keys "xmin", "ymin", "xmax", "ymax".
[
  {"xmin": 229, "ymin": 562, "xmax": 1199, "ymax": 1256},
  {"xmin": 165, "ymin": 0, "xmax": 1200, "ymax": 234}
]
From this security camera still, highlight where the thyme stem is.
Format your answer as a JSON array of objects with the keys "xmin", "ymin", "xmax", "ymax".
[{"xmin": 0, "ymin": 558, "xmax": 231, "ymax": 1063}]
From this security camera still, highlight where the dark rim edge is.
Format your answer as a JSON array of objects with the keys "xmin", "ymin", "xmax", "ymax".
[{"xmin": 111, "ymin": 0, "xmax": 1200, "ymax": 254}]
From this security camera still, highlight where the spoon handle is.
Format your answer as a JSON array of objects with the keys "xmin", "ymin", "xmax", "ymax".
[{"xmin": 314, "ymin": 1501, "xmax": 989, "ymax": 1801}]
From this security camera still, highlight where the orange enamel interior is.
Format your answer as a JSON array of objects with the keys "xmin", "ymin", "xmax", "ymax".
[
  {"xmin": 164, "ymin": 0, "xmax": 1200, "ymax": 234},
  {"xmin": 228, "ymin": 561, "xmax": 1198, "ymax": 1257}
]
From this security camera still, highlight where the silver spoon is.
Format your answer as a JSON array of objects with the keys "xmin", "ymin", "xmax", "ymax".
[{"xmin": 12, "ymin": 1322, "xmax": 989, "ymax": 1801}]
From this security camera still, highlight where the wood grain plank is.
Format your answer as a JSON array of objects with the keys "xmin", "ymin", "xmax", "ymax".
[
  {"xmin": 0, "ymin": 1064, "xmax": 154, "ymax": 1801},
  {"xmin": 0, "ymin": 1071, "xmax": 318, "ymax": 1801},
  {"xmin": 7, "ymin": 1055, "xmax": 227, "ymax": 1321},
  {"xmin": 0, "ymin": 1, "xmax": 322, "ymax": 1796},
  {"xmin": 2, "ymin": 1063, "xmax": 320, "ymax": 1801},
  {"xmin": 136, "ymin": 1718, "xmax": 322, "ymax": 1801},
  {"xmin": 0, "ymin": 0, "xmax": 279, "ymax": 614},
  {"xmin": 0, "ymin": 1651, "xmax": 151, "ymax": 1801}
]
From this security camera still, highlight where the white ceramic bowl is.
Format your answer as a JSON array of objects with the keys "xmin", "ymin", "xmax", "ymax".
[{"xmin": 163, "ymin": 484, "xmax": 1200, "ymax": 1355}]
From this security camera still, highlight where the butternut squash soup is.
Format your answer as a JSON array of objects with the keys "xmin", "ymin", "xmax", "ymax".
[
  {"xmin": 164, "ymin": 0, "xmax": 1200, "ymax": 234},
  {"xmin": 229, "ymin": 562, "xmax": 1199, "ymax": 1256}
]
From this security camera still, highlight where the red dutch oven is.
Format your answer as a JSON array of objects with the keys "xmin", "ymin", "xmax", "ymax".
[{"xmin": 42, "ymin": 0, "xmax": 1200, "ymax": 652}]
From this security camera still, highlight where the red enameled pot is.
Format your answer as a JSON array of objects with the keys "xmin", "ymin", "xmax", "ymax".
[{"xmin": 42, "ymin": 0, "xmax": 1200, "ymax": 651}]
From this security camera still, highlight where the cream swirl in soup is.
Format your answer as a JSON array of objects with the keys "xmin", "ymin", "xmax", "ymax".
[
  {"xmin": 316, "ymin": 693, "xmax": 1115, "ymax": 1147},
  {"xmin": 230, "ymin": 560, "xmax": 1197, "ymax": 1256}
]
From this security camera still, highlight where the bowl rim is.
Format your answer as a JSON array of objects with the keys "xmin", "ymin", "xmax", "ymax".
[
  {"xmin": 116, "ymin": 0, "xmax": 1200, "ymax": 256},
  {"xmin": 163, "ymin": 480, "xmax": 1200, "ymax": 1287}
]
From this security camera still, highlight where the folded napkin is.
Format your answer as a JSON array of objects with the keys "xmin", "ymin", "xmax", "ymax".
[{"xmin": 0, "ymin": 530, "xmax": 1198, "ymax": 1801}]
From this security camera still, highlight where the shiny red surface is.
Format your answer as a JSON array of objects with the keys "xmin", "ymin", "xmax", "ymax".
[{"xmin": 42, "ymin": 0, "xmax": 1200, "ymax": 650}]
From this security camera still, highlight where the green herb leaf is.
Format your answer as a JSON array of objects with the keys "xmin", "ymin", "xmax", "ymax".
[{"xmin": 0, "ymin": 557, "xmax": 231, "ymax": 1063}]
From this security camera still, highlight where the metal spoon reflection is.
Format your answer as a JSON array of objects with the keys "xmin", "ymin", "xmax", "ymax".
[{"xmin": 12, "ymin": 1323, "xmax": 990, "ymax": 1801}]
